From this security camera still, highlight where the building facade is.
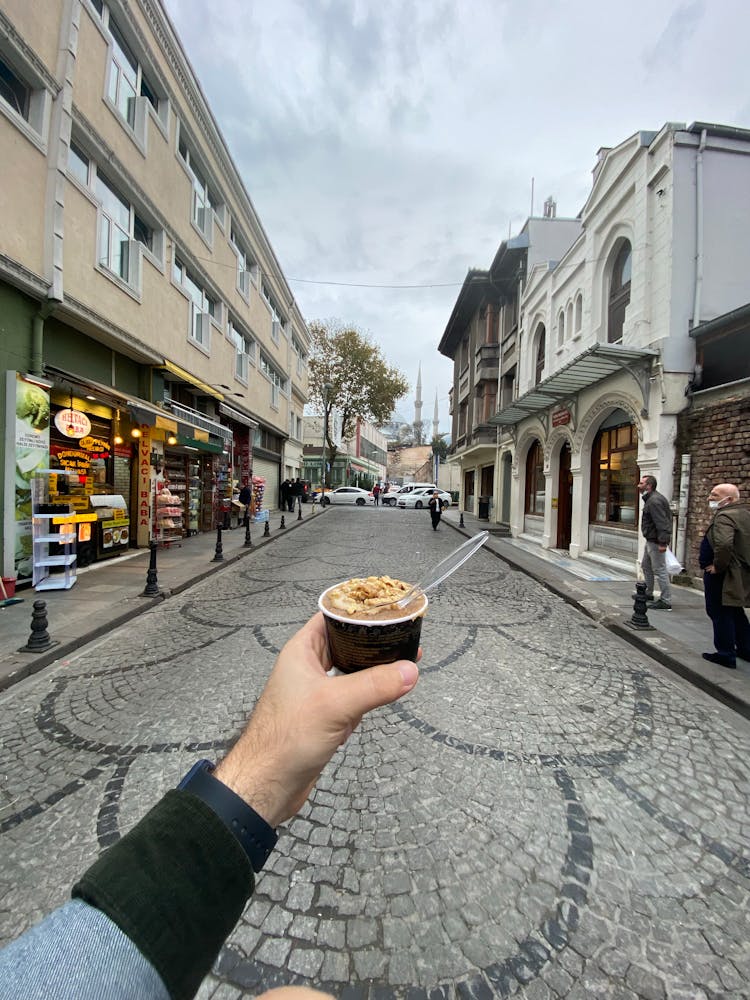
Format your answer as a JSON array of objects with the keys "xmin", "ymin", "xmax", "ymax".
[
  {"xmin": 1, "ymin": 0, "xmax": 309, "ymax": 581},
  {"xmin": 440, "ymin": 123, "xmax": 750, "ymax": 570},
  {"xmin": 303, "ymin": 416, "xmax": 387, "ymax": 489}
]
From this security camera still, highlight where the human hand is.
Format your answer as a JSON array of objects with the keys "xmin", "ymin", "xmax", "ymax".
[
  {"xmin": 214, "ymin": 612, "xmax": 420, "ymax": 827},
  {"xmin": 658, "ymin": 545, "xmax": 667, "ymax": 553},
  {"xmin": 706, "ymin": 564, "xmax": 716, "ymax": 574}
]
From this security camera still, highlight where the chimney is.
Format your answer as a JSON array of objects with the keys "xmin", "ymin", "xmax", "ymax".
[{"xmin": 543, "ymin": 196, "xmax": 556, "ymax": 218}]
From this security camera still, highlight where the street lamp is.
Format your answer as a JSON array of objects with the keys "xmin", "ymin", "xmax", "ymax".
[{"xmin": 322, "ymin": 382, "xmax": 332, "ymax": 492}]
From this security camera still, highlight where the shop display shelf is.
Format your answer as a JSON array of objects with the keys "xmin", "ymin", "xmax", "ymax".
[
  {"xmin": 36, "ymin": 577, "xmax": 77, "ymax": 591},
  {"xmin": 35, "ymin": 533, "xmax": 75, "ymax": 544},
  {"xmin": 35, "ymin": 554, "xmax": 77, "ymax": 567}
]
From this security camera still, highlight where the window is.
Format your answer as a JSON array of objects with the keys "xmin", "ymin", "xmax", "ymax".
[
  {"xmin": 534, "ymin": 325, "xmax": 546, "ymax": 385},
  {"xmin": 260, "ymin": 353, "xmax": 287, "ymax": 407},
  {"xmin": 608, "ymin": 241, "xmax": 632, "ymax": 344},
  {"xmin": 590, "ymin": 418, "xmax": 638, "ymax": 527},
  {"xmin": 178, "ymin": 133, "xmax": 216, "ymax": 241},
  {"xmin": 566, "ymin": 303, "xmax": 573, "ymax": 342},
  {"xmin": 230, "ymin": 227, "xmax": 255, "ymax": 297},
  {"xmin": 262, "ymin": 281, "xmax": 285, "ymax": 340},
  {"xmin": 575, "ymin": 293, "xmax": 583, "ymax": 334},
  {"xmin": 95, "ymin": 172, "xmax": 151, "ymax": 287},
  {"xmin": 0, "ymin": 55, "xmax": 29, "ymax": 119},
  {"xmin": 174, "ymin": 257, "xmax": 218, "ymax": 349},
  {"xmin": 0, "ymin": 51, "xmax": 48, "ymax": 139},
  {"xmin": 68, "ymin": 141, "xmax": 90, "ymax": 186},
  {"xmin": 557, "ymin": 311, "xmax": 565, "ymax": 348},
  {"xmin": 525, "ymin": 440, "xmax": 545, "ymax": 515},
  {"xmin": 104, "ymin": 14, "xmax": 158, "ymax": 132},
  {"xmin": 292, "ymin": 335, "xmax": 307, "ymax": 376},
  {"xmin": 229, "ymin": 321, "xmax": 254, "ymax": 382}
]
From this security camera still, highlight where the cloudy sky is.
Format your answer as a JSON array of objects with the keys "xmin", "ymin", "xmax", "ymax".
[{"xmin": 162, "ymin": 0, "xmax": 748, "ymax": 434}]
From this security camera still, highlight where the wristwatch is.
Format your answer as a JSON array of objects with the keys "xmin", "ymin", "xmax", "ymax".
[{"xmin": 177, "ymin": 759, "xmax": 278, "ymax": 873}]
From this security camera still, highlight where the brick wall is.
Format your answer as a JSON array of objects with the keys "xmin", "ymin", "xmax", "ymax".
[{"xmin": 674, "ymin": 388, "xmax": 750, "ymax": 576}]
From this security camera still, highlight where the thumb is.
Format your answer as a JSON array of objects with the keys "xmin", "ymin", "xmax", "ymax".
[{"xmin": 335, "ymin": 660, "xmax": 419, "ymax": 718}]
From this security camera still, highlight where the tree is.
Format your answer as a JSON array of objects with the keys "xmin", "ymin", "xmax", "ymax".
[
  {"xmin": 431, "ymin": 434, "xmax": 448, "ymax": 462},
  {"xmin": 412, "ymin": 420, "xmax": 428, "ymax": 446},
  {"xmin": 308, "ymin": 320, "xmax": 409, "ymax": 486}
]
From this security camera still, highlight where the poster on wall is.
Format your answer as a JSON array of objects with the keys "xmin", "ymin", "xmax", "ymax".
[{"xmin": 4, "ymin": 371, "xmax": 51, "ymax": 581}]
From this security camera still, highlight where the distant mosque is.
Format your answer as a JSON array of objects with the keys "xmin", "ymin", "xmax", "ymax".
[{"xmin": 414, "ymin": 364, "xmax": 440, "ymax": 440}]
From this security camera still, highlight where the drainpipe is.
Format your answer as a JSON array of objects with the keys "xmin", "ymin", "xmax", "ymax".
[
  {"xmin": 692, "ymin": 129, "xmax": 707, "ymax": 328},
  {"xmin": 31, "ymin": 301, "xmax": 57, "ymax": 376},
  {"xmin": 675, "ymin": 454, "xmax": 690, "ymax": 567}
]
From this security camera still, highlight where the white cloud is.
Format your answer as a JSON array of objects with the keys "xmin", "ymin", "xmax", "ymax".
[{"xmin": 163, "ymin": 0, "xmax": 750, "ymax": 431}]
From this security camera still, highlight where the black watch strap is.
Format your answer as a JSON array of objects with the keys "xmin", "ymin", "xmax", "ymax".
[{"xmin": 177, "ymin": 759, "xmax": 278, "ymax": 873}]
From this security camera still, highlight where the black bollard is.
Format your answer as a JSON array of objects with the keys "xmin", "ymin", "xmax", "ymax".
[
  {"xmin": 627, "ymin": 581, "xmax": 654, "ymax": 631},
  {"xmin": 263, "ymin": 519, "xmax": 270, "ymax": 537},
  {"xmin": 297, "ymin": 500, "xmax": 303, "ymax": 521},
  {"xmin": 243, "ymin": 519, "xmax": 252, "ymax": 548},
  {"xmin": 459, "ymin": 511, "xmax": 465, "ymax": 528},
  {"xmin": 142, "ymin": 540, "xmax": 160, "ymax": 597},
  {"xmin": 212, "ymin": 524, "xmax": 224, "ymax": 562},
  {"xmin": 279, "ymin": 515, "xmax": 286, "ymax": 529},
  {"xmin": 20, "ymin": 600, "xmax": 55, "ymax": 653}
]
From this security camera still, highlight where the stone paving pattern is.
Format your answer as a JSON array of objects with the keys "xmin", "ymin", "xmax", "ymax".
[{"xmin": 1, "ymin": 507, "xmax": 749, "ymax": 999}]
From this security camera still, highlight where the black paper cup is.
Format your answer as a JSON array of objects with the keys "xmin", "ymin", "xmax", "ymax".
[{"xmin": 319, "ymin": 583, "xmax": 428, "ymax": 674}]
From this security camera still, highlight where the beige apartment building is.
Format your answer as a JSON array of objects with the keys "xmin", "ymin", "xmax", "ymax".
[{"xmin": 1, "ymin": 0, "xmax": 309, "ymax": 583}]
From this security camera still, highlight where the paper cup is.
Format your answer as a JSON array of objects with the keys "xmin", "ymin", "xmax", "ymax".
[{"xmin": 319, "ymin": 583, "xmax": 427, "ymax": 674}]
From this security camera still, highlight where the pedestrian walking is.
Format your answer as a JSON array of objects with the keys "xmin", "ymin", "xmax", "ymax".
[
  {"xmin": 238, "ymin": 479, "xmax": 252, "ymax": 527},
  {"xmin": 293, "ymin": 477, "xmax": 304, "ymax": 511},
  {"xmin": 372, "ymin": 483, "xmax": 381, "ymax": 506},
  {"xmin": 699, "ymin": 482, "xmax": 750, "ymax": 668},
  {"xmin": 428, "ymin": 490, "xmax": 442, "ymax": 531},
  {"xmin": 638, "ymin": 475, "xmax": 673, "ymax": 610}
]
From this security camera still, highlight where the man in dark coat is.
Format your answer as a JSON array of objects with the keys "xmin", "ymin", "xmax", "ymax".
[
  {"xmin": 638, "ymin": 474, "xmax": 673, "ymax": 610},
  {"xmin": 238, "ymin": 479, "xmax": 252, "ymax": 526},
  {"xmin": 428, "ymin": 491, "xmax": 442, "ymax": 531},
  {"xmin": 700, "ymin": 483, "xmax": 750, "ymax": 668}
]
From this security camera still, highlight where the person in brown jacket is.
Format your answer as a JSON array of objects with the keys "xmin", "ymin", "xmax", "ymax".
[{"xmin": 700, "ymin": 483, "xmax": 750, "ymax": 668}]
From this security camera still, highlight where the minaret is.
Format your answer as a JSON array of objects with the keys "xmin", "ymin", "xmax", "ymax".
[
  {"xmin": 432, "ymin": 391, "xmax": 439, "ymax": 440},
  {"xmin": 414, "ymin": 364, "xmax": 423, "ymax": 428}
]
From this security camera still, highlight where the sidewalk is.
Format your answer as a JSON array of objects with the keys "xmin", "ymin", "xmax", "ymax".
[
  {"xmin": 0, "ymin": 509, "xmax": 313, "ymax": 692},
  {"xmin": 441, "ymin": 508, "xmax": 750, "ymax": 719}
]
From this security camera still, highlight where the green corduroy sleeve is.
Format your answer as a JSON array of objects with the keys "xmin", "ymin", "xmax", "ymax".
[{"xmin": 73, "ymin": 789, "xmax": 255, "ymax": 1000}]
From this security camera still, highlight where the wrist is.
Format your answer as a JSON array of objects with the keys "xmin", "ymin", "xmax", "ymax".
[{"xmin": 213, "ymin": 753, "xmax": 287, "ymax": 830}]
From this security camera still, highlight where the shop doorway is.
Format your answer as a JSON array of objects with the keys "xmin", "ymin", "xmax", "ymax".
[
  {"xmin": 556, "ymin": 443, "xmax": 573, "ymax": 550},
  {"xmin": 463, "ymin": 470, "xmax": 475, "ymax": 513},
  {"xmin": 500, "ymin": 453, "xmax": 512, "ymax": 523}
]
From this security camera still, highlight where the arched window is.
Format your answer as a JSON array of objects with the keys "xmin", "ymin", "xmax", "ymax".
[
  {"xmin": 525, "ymin": 440, "xmax": 545, "ymax": 514},
  {"xmin": 534, "ymin": 324, "xmax": 546, "ymax": 385},
  {"xmin": 608, "ymin": 241, "xmax": 631, "ymax": 343},
  {"xmin": 574, "ymin": 293, "xmax": 583, "ymax": 334},
  {"xmin": 566, "ymin": 302, "xmax": 573, "ymax": 341},
  {"xmin": 557, "ymin": 310, "xmax": 565, "ymax": 347},
  {"xmin": 589, "ymin": 412, "xmax": 639, "ymax": 527}
]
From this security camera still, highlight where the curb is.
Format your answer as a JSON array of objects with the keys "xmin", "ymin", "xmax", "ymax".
[
  {"xmin": 444, "ymin": 518, "xmax": 750, "ymax": 722},
  {"xmin": 0, "ymin": 509, "xmax": 323, "ymax": 695}
]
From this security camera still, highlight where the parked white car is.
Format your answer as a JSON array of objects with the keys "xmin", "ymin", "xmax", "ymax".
[
  {"xmin": 397, "ymin": 488, "xmax": 452, "ymax": 510},
  {"xmin": 382, "ymin": 483, "xmax": 437, "ymax": 506},
  {"xmin": 320, "ymin": 486, "xmax": 374, "ymax": 506}
]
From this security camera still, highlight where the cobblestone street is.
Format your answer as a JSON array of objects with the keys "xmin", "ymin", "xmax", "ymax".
[{"xmin": 1, "ymin": 508, "xmax": 749, "ymax": 999}]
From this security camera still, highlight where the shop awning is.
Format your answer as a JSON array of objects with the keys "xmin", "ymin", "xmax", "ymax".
[
  {"xmin": 165, "ymin": 400, "xmax": 233, "ymax": 444},
  {"xmin": 219, "ymin": 403, "xmax": 258, "ymax": 429},
  {"xmin": 128, "ymin": 401, "xmax": 178, "ymax": 432},
  {"xmin": 175, "ymin": 434, "xmax": 223, "ymax": 454},
  {"xmin": 489, "ymin": 343, "xmax": 658, "ymax": 426},
  {"xmin": 159, "ymin": 360, "xmax": 224, "ymax": 400}
]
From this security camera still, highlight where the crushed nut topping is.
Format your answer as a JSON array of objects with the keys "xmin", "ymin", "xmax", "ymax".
[{"xmin": 324, "ymin": 575, "xmax": 418, "ymax": 618}]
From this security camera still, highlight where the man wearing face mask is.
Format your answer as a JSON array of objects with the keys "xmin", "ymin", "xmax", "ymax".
[
  {"xmin": 638, "ymin": 474, "xmax": 673, "ymax": 611},
  {"xmin": 699, "ymin": 483, "xmax": 750, "ymax": 668}
]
